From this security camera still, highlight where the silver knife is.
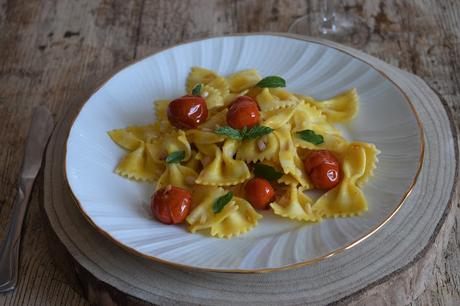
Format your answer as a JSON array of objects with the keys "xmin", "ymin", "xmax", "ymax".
[{"xmin": 0, "ymin": 106, "xmax": 54, "ymax": 292}]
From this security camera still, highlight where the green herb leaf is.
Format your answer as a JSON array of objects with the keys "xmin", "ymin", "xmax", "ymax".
[
  {"xmin": 243, "ymin": 125, "xmax": 274, "ymax": 140},
  {"xmin": 256, "ymin": 76, "xmax": 286, "ymax": 88},
  {"xmin": 165, "ymin": 150, "xmax": 185, "ymax": 163},
  {"xmin": 253, "ymin": 163, "xmax": 284, "ymax": 181},
  {"xmin": 297, "ymin": 129, "xmax": 324, "ymax": 145},
  {"xmin": 212, "ymin": 192, "xmax": 234, "ymax": 213},
  {"xmin": 214, "ymin": 126, "xmax": 243, "ymax": 140},
  {"xmin": 192, "ymin": 83, "xmax": 202, "ymax": 96},
  {"xmin": 214, "ymin": 125, "xmax": 274, "ymax": 141}
]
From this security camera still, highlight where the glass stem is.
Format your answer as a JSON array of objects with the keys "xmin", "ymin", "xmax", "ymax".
[{"xmin": 320, "ymin": 0, "xmax": 337, "ymax": 33}]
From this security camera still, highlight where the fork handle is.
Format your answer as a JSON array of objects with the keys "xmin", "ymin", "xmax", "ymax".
[{"xmin": 0, "ymin": 178, "xmax": 34, "ymax": 292}]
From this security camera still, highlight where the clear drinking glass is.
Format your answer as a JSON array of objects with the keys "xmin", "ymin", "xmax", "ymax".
[{"xmin": 289, "ymin": 0, "xmax": 370, "ymax": 48}]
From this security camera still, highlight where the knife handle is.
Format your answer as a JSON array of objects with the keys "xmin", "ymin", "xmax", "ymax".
[{"xmin": 0, "ymin": 178, "xmax": 34, "ymax": 292}]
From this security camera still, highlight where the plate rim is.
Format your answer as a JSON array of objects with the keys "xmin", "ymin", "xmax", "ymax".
[{"xmin": 63, "ymin": 32, "xmax": 425, "ymax": 273}]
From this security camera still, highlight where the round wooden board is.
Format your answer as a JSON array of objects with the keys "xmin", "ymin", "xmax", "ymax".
[{"xmin": 43, "ymin": 36, "xmax": 458, "ymax": 305}]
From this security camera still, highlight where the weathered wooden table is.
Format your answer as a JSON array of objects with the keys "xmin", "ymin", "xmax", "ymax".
[{"xmin": 0, "ymin": 0, "xmax": 459, "ymax": 305}]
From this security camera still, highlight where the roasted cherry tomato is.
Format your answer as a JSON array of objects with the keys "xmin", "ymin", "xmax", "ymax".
[
  {"xmin": 226, "ymin": 96, "xmax": 260, "ymax": 129},
  {"xmin": 245, "ymin": 177, "xmax": 275, "ymax": 209},
  {"xmin": 303, "ymin": 150, "xmax": 340, "ymax": 190},
  {"xmin": 151, "ymin": 186, "xmax": 192, "ymax": 224},
  {"xmin": 167, "ymin": 95, "xmax": 208, "ymax": 129}
]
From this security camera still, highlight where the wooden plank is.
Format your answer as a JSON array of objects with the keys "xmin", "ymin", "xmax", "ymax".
[{"xmin": 0, "ymin": 0, "xmax": 147, "ymax": 305}]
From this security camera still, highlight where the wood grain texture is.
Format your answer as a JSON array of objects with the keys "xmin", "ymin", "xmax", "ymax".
[{"xmin": 0, "ymin": 0, "xmax": 459, "ymax": 305}]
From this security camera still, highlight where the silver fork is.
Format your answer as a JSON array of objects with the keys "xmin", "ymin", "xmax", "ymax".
[{"xmin": 0, "ymin": 106, "xmax": 54, "ymax": 292}]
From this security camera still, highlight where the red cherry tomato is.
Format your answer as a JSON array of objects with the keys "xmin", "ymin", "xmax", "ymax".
[
  {"xmin": 245, "ymin": 177, "xmax": 275, "ymax": 209},
  {"xmin": 303, "ymin": 150, "xmax": 341, "ymax": 190},
  {"xmin": 167, "ymin": 95, "xmax": 208, "ymax": 129},
  {"xmin": 309, "ymin": 164, "xmax": 340, "ymax": 190},
  {"xmin": 151, "ymin": 186, "xmax": 192, "ymax": 224},
  {"xmin": 226, "ymin": 96, "xmax": 260, "ymax": 129}
]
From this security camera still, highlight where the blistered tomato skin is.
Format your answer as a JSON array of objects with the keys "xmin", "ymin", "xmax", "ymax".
[
  {"xmin": 245, "ymin": 177, "xmax": 275, "ymax": 209},
  {"xmin": 226, "ymin": 96, "xmax": 260, "ymax": 130},
  {"xmin": 303, "ymin": 150, "xmax": 341, "ymax": 190},
  {"xmin": 151, "ymin": 186, "xmax": 192, "ymax": 224},
  {"xmin": 167, "ymin": 95, "xmax": 208, "ymax": 129}
]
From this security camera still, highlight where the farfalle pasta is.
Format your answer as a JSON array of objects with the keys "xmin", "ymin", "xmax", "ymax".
[{"xmin": 108, "ymin": 67, "xmax": 379, "ymax": 238}]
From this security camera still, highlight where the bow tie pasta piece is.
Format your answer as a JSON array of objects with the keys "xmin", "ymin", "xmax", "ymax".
[
  {"xmin": 312, "ymin": 143, "xmax": 368, "ymax": 217},
  {"xmin": 202, "ymin": 85, "xmax": 224, "ymax": 109},
  {"xmin": 226, "ymin": 69, "xmax": 262, "ymax": 93},
  {"xmin": 274, "ymin": 125, "xmax": 312, "ymax": 189},
  {"xmin": 256, "ymin": 88, "xmax": 300, "ymax": 112},
  {"xmin": 186, "ymin": 67, "xmax": 230, "ymax": 97},
  {"xmin": 162, "ymin": 130, "xmax": 192, "ymax": 161},
  {"xmin": 186, "ymin": 67, "xmax": 218, "ymax": 92},
  {"xmin": 187, "ymin": 186, "xmax": 238, "ymax": 233},
  {"xmin": 108, "ymin": 125, "xmax": 161, "ymax": 149},
  {"xmin": 271, "ymin": 185, "xmax": 319, "ymax": 222},
  {"xmin": 291, "ymin": 102, "xmax": 339, "ymax": 135},
  {"xmin": 304, "ymin": 88, "xmax": 359, "ymax": 123},
  {"xmin": 182, "ymin": 150, "xmax": 202, "ymax": 173},
  {"xmin": 294, "ymin": 132, "xmax": 349, "ymax": 153},
  {"xmin": 156, "ymin": 164, "xmax": 198, "ymax": 191},
  {"xmin": 115, "ymin": 142, "xmax": 164, "ymax": 181},
  {"xmin": 198, "ymin": 109, "xmax": 228, "ymax": 131},
  {"xmin": 186, "ymin": 129, "xmax": 226, "ymax": 145},
  {"xmin": 187, "ymin": 186, "xmax": 262, "ymax": 238},
  {"xmin": 195, "ymin": 139, "xmax": 251, "ymax": 186},
  {"xmin": 108, "ymin": 126, "xmax": 165, "ymax": 181},
  {"xmin": 261, "ymin": 106, "xmax": 297, "ymax": 130},
  {"xmin": 354, "ymin": 142, "xmax": 380, "ymax": 187},
  {"xmin": 210, "ymin": 196, "xmax": 262, "ymax": 238},
  {"xmin": 236, "ymin": 133, "xmax": 279, "ymax": 163}
]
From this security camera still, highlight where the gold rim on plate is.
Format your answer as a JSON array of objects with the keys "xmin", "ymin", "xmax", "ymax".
[{"xmin": 63, "ymin": 33, "xmax": 425, "ymax": 273}]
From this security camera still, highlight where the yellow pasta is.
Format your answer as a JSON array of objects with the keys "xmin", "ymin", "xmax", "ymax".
[
  {"xmin": 163, "ymin": 130, "xmax": 192, "ymax": 161},
  {"xmin": 256, "ymin": 88, "xmax": 300, "ymax": 112},
  {"xmin": 156, "ymin": 164, "xmax": 197, "ymax": 191},
  {"xmin": 271, "ymin": 185, "xmax": 319, "ymax": 222},
  {"xmin": 291, "ymin": 102, "xmax": 339, "ymax": 135},
  {"xmin": 236, "ymin": 133, "xmax": 279, "ymax": 163},
  {"xmin": 274, "ymin": 125, "xmax": 311, "ymax": 188},
  {"xmin": 186, "ymin": 67, "xmax": 219, "ymax": 93},
  {"xmin": 109, "ymin": 125, "xmax": 161, "ymax": 148},
  {"xmin": 202, "ymin": 84, "xmax": 224, "ymax": 109},
  {"xmin": 354, "ymin": 142, "xmax": 380, "ymax": 187},
  {"xmin": 312, "ymin": 143, "xmax": 368, "ymax": 217},
  {"xmin": 195, "ymin": 139, "xmax": 251, "ymax": 186},
  {"xmin": 210, "ymin": 196, "xmax": 262, "ymax": 238},
  {"xmin": 227, "ymin": 69, "xmax": 262, "ymax": 92},
  {"xmin": 302, "ymin": 88, "xmax": 359, "ymax": 123},
  {"xmin": 109, "ymin": 67, "xmax": 379, "ymax": 239},
  {"xmin": 114, "ymin": 142, "xmax": 164, "ymax": 181},
  {"xmin": 261, "ymin": 106, "xmax": 297, "ymax": 130},
  {"xmin": 186, "ymin": 129, "xmax": 226, "ymax": 144}
]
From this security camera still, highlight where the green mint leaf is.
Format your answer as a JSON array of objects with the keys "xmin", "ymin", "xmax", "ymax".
[
  {"xmin": 253, "ymin": 163, "xmax": 284, "ymax": 181},
  {"xmin": 165, "ymin": 150, "xmax": 185, "ymax": 163},
  {"xmin": 212, "ymin": 192, "xmax": 234, "ymax": 213},
  {"xmin": 192, "ymin": 83, "xmax": 202, "ymax": 96},
  {"xmin": 256, "ymin": 76, "xmax": 286, "ymax": 88},
  {"xmin": 214, "ymin": 126, "xmax": 243, "ymax": 140},
  {"xmin": 243, "ymin": 125, "xmax": 274, "ymax": 140},
  {"xmin": 297, "ymin": 129, "xmax": 324, "ymax": 145},
  {"xmin": 241, "ymin": 126, "xmax": 248, "ymax": 137}
]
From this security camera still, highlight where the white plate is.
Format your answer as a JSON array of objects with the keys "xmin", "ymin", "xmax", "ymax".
[{"xmin": 65, "ymin": 34, "xmax": 423, "ymax": 272}]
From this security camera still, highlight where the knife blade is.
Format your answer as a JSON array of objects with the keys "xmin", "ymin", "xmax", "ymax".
[{"xmin": 0, "ymin": 106, "xmax": 54, "ymax": 292}]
